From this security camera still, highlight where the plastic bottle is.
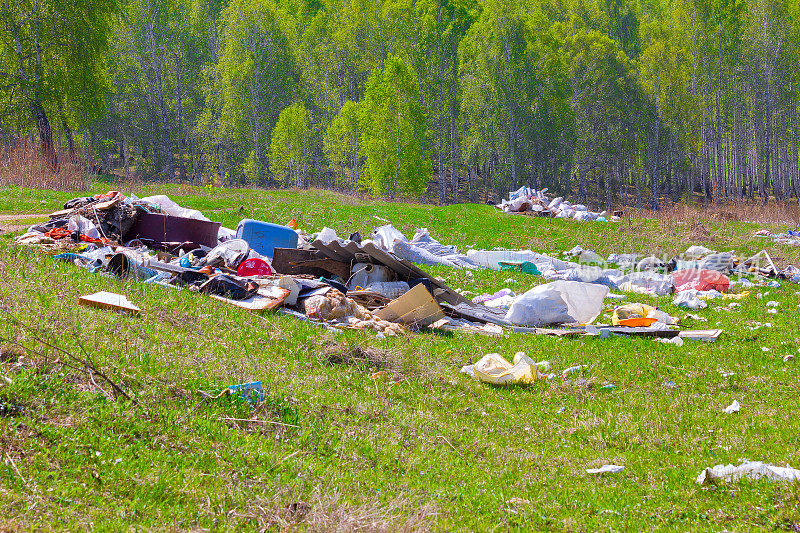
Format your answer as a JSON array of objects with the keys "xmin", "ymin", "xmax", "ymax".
[{"xmin": 348, "ymin": 263, "xmax": 392, "ymax": 289}]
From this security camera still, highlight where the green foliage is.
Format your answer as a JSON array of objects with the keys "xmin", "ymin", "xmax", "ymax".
[
  {"xmin": 360, "ymin": 54, "xmax": 431, "ymax": 198},
  {"xmin": 324, "ymin": 100, "xmax": 364, "ymax": 189},
  {"xmin": 215, "ymin": 0, "xmax": 298, "ymax": 183},
  {"xmin": 0, "ymin": 0, "xmax": 118, "ymax": 132},
  {"xmin": 6, "ymin": 0, "xmax": 800, "ymax": 203},
  {"xmin": 270, "ymin": 103, "xmax": 313, "ymax": 187}
]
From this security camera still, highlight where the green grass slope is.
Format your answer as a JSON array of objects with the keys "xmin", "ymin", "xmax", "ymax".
[{"xmin": 0, "ymin": 185, "xmax": 798, "ymax": 531}]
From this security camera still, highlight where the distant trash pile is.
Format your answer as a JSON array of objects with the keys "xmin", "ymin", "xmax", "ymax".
[
  {"xmin": 14, "ymin": 190, "xmax": 800, "ymax": 354},
  {"xmin": 753, "ymin": 228, "xmax": 800, "ymax": 247},
  {"xmin": 496, "ymin": 186, "xmax": 621, "ymax": 222}
]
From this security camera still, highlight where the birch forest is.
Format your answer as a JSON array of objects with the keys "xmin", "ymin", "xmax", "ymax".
[{"xmin": 2, "ymin": 0, "xmax": 800, "ymax": 207}]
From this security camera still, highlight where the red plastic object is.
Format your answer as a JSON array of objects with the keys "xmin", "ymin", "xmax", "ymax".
[
  {"xmin": 673, "ymin": 269, "xmax": 730, "ymax": 293},
  {"xmin": 236, "ymin": 258, "xmax": 274, "ymax": 277},
  {"xmin": 287, "ymin": 218, "xmax": 298, "ymax": 230},
  {"xmin": 93, "ymin": 190, "xmax": 122, "ymax": 201}
]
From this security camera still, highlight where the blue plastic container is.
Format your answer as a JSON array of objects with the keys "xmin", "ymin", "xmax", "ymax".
[{"xmin": 236, "ymin": 219, "xmax": 298, "ymax": 259}]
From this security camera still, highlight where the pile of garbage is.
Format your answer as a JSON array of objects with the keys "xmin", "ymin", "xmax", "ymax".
[
  {"xmin": 496, "ymin": 186, "xmax": 621, "ymax": 222},
  {"xmin": 13, "ymin": 192, "xmax": 534, "ymax": 337},
  {"xmin": 753, "ymin": 228, "xmax": 800, "ymax": 247},
  {"xmin": 17, "ymin": 190, "xmax": 798, "ymax": 344}
]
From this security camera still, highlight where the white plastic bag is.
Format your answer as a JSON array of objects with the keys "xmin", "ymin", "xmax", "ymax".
[
  {"xmin": 67, "ymin": 215, "xmax": 101, "ymax": 239},
  {"xmin": 316, "ymin": 227, "xmax": 339, "ymax": 244},
  {"xmin": 697, "ymin": 461, "xmax": 800, "ymax": 485},
  {"xmin": 371, "ymin": 224, "xmax": 407, "ymax": 252},
  {"xmin": 505, "ymin": 281, "xmax": 609, "ymax": 326},
  {"xmin": 672, "ymin": 290, "xmax": 708, "ymax": 309}
]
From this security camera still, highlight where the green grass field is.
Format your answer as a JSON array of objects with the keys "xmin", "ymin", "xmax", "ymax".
[{"xmin": 1, "ymin": 184, "xmax": 799, "ymax": 531}]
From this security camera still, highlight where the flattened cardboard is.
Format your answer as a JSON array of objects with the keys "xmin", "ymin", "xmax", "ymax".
[
  {"xmin": 79, "ymin": 291, "xmax": 141, "ymax": 314},
  {"xmin": 375, "ymin": 284, "xmax": 445, "ymax": 326}
]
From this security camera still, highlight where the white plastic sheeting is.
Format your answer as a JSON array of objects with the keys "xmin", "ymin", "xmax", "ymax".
[
  {"xmin": 139, "ymin": 195, "xmax": 210, "ymax": 221},
  {"xmin": 697, "ymin": 461, "xmax": 800, "ymax": 485},
  {"xmin": 504, "ymin": 280, "xmax": 609, "ymax": 327}
]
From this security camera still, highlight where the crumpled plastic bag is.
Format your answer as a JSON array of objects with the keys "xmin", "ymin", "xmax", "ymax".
[
  {"xmin": 698, "ymin": 252, "xmax": 734, "ymax": 273},
  {"xmin": 723, "ymin": 400, "xmax": 741, "ymax": 413},
  {"xmin": 67, "ymin": 215, "xmax": 101, "ymax": 239},
  {"xmin": 461, "ymin": 352, "xmax": 538, "ymax": 385},
  {"xmin": 372, "ymin": 224, "xmax": 407, "ymax": 252},
  {"xmin": 672, "ymin": 292, "xmax": 707, "ymax": 309},
  {"xmin": 673, "ymin": 269, "xmax": 730, "ymax": 293},
  {"xmin": 696, "ymin": 461, "xmax": 800, "ymax": 485},
  {"xmin": 505, "ymin": 280, "xmax": 608, "ymax": 326},
  {"xmin": 685, "ymin": 245, "xmax": 714, "ymax": 259},
  {"xmin": 317, "ymin": 227, "xmax": 340, "ymax": 244},
  {"xmin": 612, "ymin": 303, "xmax": 676, "ymax": 326},
  {"xmin": 587, "ymin": 464, "xmax": 624, "ymax": 475},
  {"xmin": 611, "ymin": 271, "xmax": 674, "ymax": 296}
]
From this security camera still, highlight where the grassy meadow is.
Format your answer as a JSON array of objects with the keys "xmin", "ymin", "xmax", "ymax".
[{"xmin": 0, "ymin": 184, "xmax": 799, "ymax": 531}]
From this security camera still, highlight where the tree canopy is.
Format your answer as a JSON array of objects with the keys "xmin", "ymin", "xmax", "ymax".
[{"xmin": 4, "ymin": 0, "xmax": 800, "ymax": 205}]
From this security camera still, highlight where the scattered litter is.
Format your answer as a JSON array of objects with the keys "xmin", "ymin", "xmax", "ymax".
[
  {"xmin": 783, "ymin": 354, "xmax": 795, "ymax": 362},
  {"xmin": 586, "ymin": 464, "xmax": 624, "ymax": 475},
  {"xmin": 683, "ymin": 314, "xmax": 707, "ymax": 322},
  {"xmin": 497, "ymin": 186, "xmax": 617, "ymax": 222},
  {"xmin": 657, "ymin": 336, "xmax": 684, "ymax": 347},
  {"xmin": 461, "ymin": 352, "xmax": 539, "ymax": 385},
  {"xmin": 723, "ymin": 400, "xmax": 741, "ymax": 414},
  {"xmin": 697, "ymin": 461, "xmax": 800, "ymax": 485},
  {"xmin": 23, "ymin": 191, "xmax": 800, "ymax": 366},
  {"xmin": 228, "ymin": 381, "xmax": 264, "ymax": 403},
  {"xmin": 561, "ymin": 364, "xmax": 589, "ymax": 379}
]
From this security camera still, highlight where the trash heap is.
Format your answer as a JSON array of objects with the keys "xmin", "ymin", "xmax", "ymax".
[
  {"xmin": 458, "ymin": 226, "xmax": 796, "ymax": 316},
  {"xmin": 753, "ymin": 228, "xmax": 800, "ymax": 249},
  {"xmin": 13, "ymin": 192, "xmax": 513, "ymax": 337},
  {"xmin": 496, "ymin": 186, "xmax": 621, "ymax": 222},
  {"xmin": 16, "ymin": 191, "xmax": 798, "ymax": 344}
]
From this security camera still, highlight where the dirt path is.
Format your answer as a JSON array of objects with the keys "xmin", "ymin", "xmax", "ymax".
[{"xmin": 0, "ymin": 213, "xmax": 49, "ymax": 233}]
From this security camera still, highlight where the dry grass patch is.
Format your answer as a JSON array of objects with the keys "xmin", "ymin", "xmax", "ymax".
[
  {"xmin": 251, "ymin": 489, "xmax": 438, "ymax": 532},
  {"xmin": 323, "ymin": 340, "xmax": 403, "ymax": 376}
]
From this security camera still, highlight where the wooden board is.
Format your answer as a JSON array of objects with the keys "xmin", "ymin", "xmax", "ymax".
[
  {"xmin": 95, "ymin": 197, "xmax": 121, "ymax": 210},
  {"xmin": 272, "ymin": 248, "xmax": 351, "ymax": 279},
  {"xmin": 678, "ymin": 329, "xmax": 723, "ymax": 342},
  {"xmin": 79, "ymin": 291, "xmax": 141, "ymax": 314},
  {"xmin": 49, "ymin": 209, "xmax": 75, "ymax": 218},
  {"xmin": 211, "ymin": 286, "xmax": 290, "ymax": 312}
]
